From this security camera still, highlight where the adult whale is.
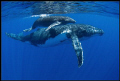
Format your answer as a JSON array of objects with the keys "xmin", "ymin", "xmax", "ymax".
[
  {"xmin": 6, "ymin": 24, "xmax": 104, "ymax": 67},
  {"xmin": 23, "ymin": 16, "xmax": 76, "ymax": 32}
]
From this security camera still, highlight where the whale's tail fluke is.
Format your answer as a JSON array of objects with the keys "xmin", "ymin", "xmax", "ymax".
[{"xmin": 5, "ymin": 32, "xmax": 24, "ymax": 41}]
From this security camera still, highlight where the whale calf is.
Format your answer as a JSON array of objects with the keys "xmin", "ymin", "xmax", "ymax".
[
  {"xmin": 23, "ymin": 16, "xmax": 76, "ymax": 32},
  {"xmin": 6, "ymin": 24, "xmax": 104, "ymax": 67}
]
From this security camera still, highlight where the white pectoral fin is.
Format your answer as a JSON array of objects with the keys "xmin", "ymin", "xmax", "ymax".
[
  {"xmin": 70, "ymin": 32, "xmax": 83, "ymax": 68},
  {"xmin": 23, "ymin": 27, "xmax": 32, "ymax": 32},
  {"xmin": 45, "ymin": 21, "xmax": 61, "ymax": 31}
]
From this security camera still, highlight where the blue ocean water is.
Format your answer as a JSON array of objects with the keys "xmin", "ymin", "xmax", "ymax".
[{"xmin": 1, "ymin": 1, "xmax": 119, "ymax": 80}]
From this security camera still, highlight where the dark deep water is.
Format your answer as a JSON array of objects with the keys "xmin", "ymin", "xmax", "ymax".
[{"xmin": 1, "ymin": 1, "xmax": 119, "ymax": 80}]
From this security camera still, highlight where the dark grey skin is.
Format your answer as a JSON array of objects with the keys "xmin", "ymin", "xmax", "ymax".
[
  {"xmin": 23, "ymin": 16, "xmax": 76, "ymax": 32},
  {"xmin": 6, "ymin": 24, "xmax": 104, "ymax": 67}
]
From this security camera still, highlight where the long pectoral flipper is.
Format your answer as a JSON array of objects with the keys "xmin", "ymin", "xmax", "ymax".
[
  {"xmin": 70, "ymin": 33, "xmax": 83, "ymax": 68},
  {"xmin": 23, "ymin": 27, "xmax": 32, "ymax": 32},
  {"xmin": 45, "ymin": 21, "xmax": 61, "ymax": 31}
]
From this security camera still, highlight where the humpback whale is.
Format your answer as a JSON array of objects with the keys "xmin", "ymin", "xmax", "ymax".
[
  {"xmin": 23, "ymin": 16, "xmax": 76, "ymax": 32},
  {"xmin": 6, "ymin": 24, "xmax": 104, "ymax": 67}
]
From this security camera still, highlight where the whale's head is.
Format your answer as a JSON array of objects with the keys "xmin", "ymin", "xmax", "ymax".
[
  {"xmin": 64, "ymin": 17, "xmax": 76, "ymax": 23},
  {"xmin": 69, "ymin": 24, "xmax": 104, "ymax": 41},
  {"xmin": 82, "ymin": 25, "xmax": 104, "ymax": 37},
  {"xmin": 92, "ymin": 28, "xmax": 104, "ymax": 36}
]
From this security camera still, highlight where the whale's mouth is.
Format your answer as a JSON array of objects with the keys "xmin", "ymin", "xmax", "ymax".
[
  {"xmin": 67, "ymin": 18, "xmax": 76, "ymax": 23},
  {"xmin": 94, "ymin": 29, "xmax": 104, "ymax": 36},
  {"xmin": 99, "ymin": 30, "xmax": 104, "ymax": 36},
  {"xmin": 72, "ymin": 19, "xmax": 76, "ymax": 23}
]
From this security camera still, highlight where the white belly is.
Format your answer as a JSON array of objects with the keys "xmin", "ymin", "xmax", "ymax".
[{"xmin": 37, "ymin": 32, "xmax": 70, "ymax": 47}]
